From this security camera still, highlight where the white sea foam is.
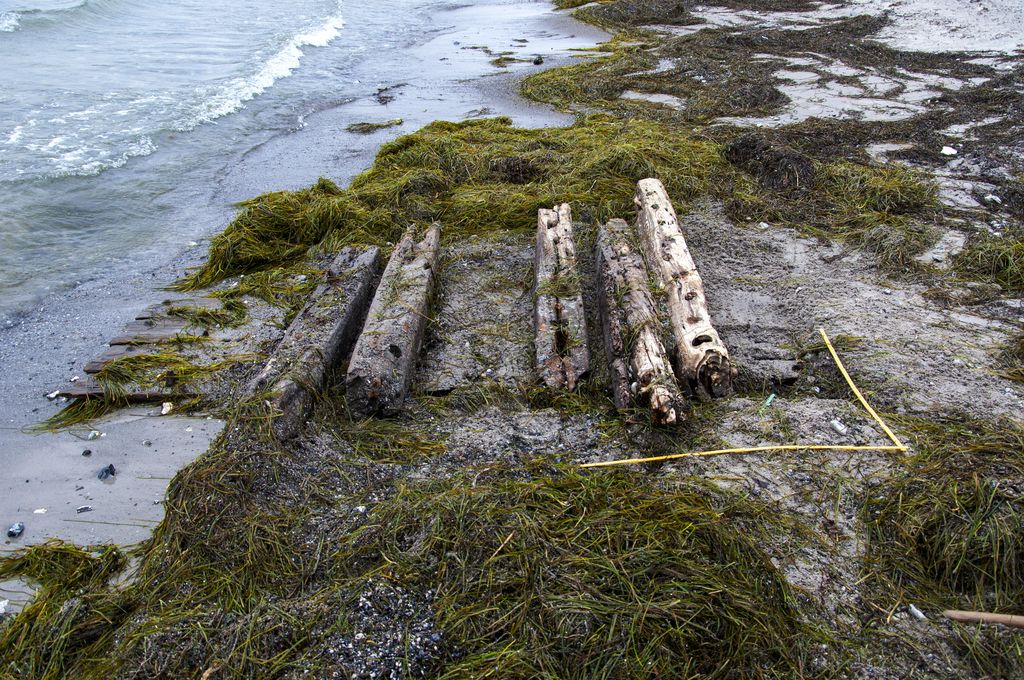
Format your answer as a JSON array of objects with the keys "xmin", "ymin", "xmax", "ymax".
[
  {"xmin": 52, "ymin": 135, "xmax": 157, "ymax": 177},
  {"xmin": 189, "ymin": 9, "xmax": 346, "ymax": 127},
  {"xmin": 0, "ymin": 11, "xmax": 20, "ymax": 32},
  {"xmin": 4, "ymin": 126, "xmax": 24, "ymax": 145}
]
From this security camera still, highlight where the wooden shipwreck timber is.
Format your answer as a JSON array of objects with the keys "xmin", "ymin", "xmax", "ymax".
[{"xmin": 55, "ymin": 179, "xmax": 733, "ymax": 428}]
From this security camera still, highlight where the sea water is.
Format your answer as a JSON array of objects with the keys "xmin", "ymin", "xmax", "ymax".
[{"xmin": 0, "ymin": 0, "xmax": 435, "ymax": 318}]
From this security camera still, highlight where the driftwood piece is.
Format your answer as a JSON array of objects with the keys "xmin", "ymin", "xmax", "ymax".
[
  {"xmin": 346, "ymin": 224, "xmax": 441, "ymax": 417},
  {"xmin": 249, "ymin": 246, "xmax": 380, "ymax": 439},
  {"xmin": 597, "ymin": 219, "xmax": 682, "ymax": 425},
  {"xmin": 634, "ymin": 178, "xmax": 735, "ymax": 397},
  {"xmin": 534, "ymin": 204, "xmax": 589, "ymax": 391}
]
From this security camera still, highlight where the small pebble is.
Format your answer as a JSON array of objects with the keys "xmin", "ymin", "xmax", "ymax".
[
  {"xmin": 6, "ymin": 523, "xmax": 24, "ymax": 538},
  {"xmin": 98, "ymin": 464, "xmax": 116, "ymax": 481},
  {"xmin": 908, "ymin": 604, "xmax": 926, "ymax": 621},
  {"xmin": 46, "ymin": 390, "xmax": 60, "ymax": 400},
  {"xmin": 532, "ymin": 55, "xmax": 543, "ymax": 65},
  {"xmin": 82, "ymin": 449, "xmax": 92, "ymax": 457},
  {"xmin": 142, "ymin": 439, "xmax": 152, "ymax": 447},
  {"xmin": 830, "ymin": 418, "xmax": 849, "ymax": 436},
  {"xmin": 76, "ymin": 505, "xmax": 93, "ymax": 514},
  {"xmin": 940, "ymin": 146, "xmax": 957, "ymax": 156}
]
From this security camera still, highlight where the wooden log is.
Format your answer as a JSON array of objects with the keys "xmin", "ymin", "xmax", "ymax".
[
  {"xmin": 533, "ymin": 203, "xmax": 590, "ymax": 391},
  {"xmin": 597, "ymin": 219, "xmax": 682, "ymax": 425},
  {"xmin": 249, "ymin": 246, "xmax": 381, "ymax": 439},
  {"xmin": 634, "ymin": 178, "xmax": 735, "ymax": 398},
  {"xmin": 346, "ymin": 224, "xmax": 441, "ymax": 417}
]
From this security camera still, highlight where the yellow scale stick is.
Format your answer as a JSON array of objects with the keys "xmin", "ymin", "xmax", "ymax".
[{"xmin": 581, "ymin": 328, "xmax": 907, "ymax": 469}]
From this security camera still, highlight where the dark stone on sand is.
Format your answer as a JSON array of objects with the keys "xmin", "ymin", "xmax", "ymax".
[
  {"xmin": 98, "ymin": 464, "xmax": 116, "ymax": 480},
  {"xmin": 7, "ymin": 522, "xmax": 24, "ymax": 538},
  {"xmin": 82, "ymin": 449, "xmax": 92, "ymax": 457},
  {"xmin": 533, "ymin": 55, "xmax": 544, "ymax": 65}
]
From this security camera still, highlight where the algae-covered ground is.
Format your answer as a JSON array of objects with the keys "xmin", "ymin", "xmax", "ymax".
[{"xmin": 3, "ymin": 0, "xmax": 1023, "ymax": 678}]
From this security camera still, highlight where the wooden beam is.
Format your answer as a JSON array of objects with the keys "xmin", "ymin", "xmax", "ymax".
[
  {"xmin": 534, "ymin": 203, "xmax": 589, "ymax": 391},
  {"xmin": 597, "ymin": 218, "xmax": 682, "ymax": 425},
  {"xmin": 346, "ymin": 224, "xmax": 441, "ymax": 417},
  {"xmin": 250, "ymin": 246, "xmax": 381, "ymax": 439},
  {"xmin": 634, "ymin": 178, "xmax": 735, "ymax": 397}
]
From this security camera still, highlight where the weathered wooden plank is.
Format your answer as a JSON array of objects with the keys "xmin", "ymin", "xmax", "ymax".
[
  {"xmin": 533, "ymin": 203, "xmax": 590, "ymax": 391},
  {"xmin": 109, "ymin": 317, "xmax": 197, "ymax": 345},
  {"xmin": 248, "ymin": 246, "xmax": 381, "ymax": 439},
  {"xmin": 83, "ymin": 345, "xmax": 158, "ymax": 374},
  {"xmin": 346, "ymin": 224, "xmax": 441, "ymax": 417},
  {"xmin": 597, "ymin": 218, "xmax": 682, "ymax": 425},
  {"xmin": 136, "ymin": 297, "xmax": 223, "ymax": 320},
  {"xmin": 56, "ymin": 379, "xmax": 186, "ymax": 402},
  {"xmin": 634, "ymin": 178, "xmax": 735, "ymax": 397}
]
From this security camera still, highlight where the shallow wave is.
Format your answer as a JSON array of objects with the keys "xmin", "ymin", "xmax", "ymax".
[
  {"xmin": 55, "ymin": 135, "xmax": 157, "ymax": 177},
  {"xmin": 0, "ymin": 0, "xmax": 98, "ymax": 32},
  {"xmin": 1, "ymin": 1, "xmax": 346, "ymax": 179},
  {"xmin": 188, "ymin": 9, "xmax": 346, "ymax": 127},
  {"xmin": 0, "ymin": 11, "xmax": 20, "ymax": 31}
]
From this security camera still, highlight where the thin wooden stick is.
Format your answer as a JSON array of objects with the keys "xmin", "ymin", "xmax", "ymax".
[{"xmin": 943, "ymin": 610, "xmax": 1024, "ymax": 629}]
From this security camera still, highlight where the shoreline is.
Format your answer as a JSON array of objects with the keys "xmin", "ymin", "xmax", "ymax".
[{"xmin": 0, "ymin": 0, "xmax": 606, "ymax": 557}]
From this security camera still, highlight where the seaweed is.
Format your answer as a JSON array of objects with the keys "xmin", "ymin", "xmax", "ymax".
[
  {"xmin": 864, "ymin": 415, "xmax": 1024, "ymax": 611},
  {"xmin": 957, "ymin": 227, "xmax": 1024, "ymax": 292},
  {"xmin": 176, "ymin": 113, "xmax": 937, "ymax": 298},
  {"xmin": 333, "ymin": 465, "xmax": 824, "ymax": 677},
  {"xmin": 346, "ymin": 119, "xmax": 404, "ymax": 134}
]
